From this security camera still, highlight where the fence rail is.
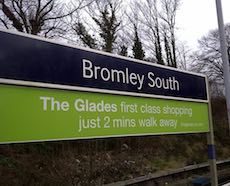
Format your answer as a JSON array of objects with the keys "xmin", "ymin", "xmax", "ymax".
[{"xmin": 104, "ymin": 159, "xmax": 230, "ymax": 186}]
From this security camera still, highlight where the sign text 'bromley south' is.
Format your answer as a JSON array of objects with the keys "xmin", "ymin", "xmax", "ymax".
[{"xmin": 82, "ymin": 59, "xmax": 180, "ymax": 91}]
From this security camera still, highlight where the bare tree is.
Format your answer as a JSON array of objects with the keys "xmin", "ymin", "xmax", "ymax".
[
  {"xmin": 133, "ymin": 0, "xmax": 164, "ymax": 65},
  {"xmin": 191, "ymin": 25, "xmax": 230, "ymax": 82},
  {"xmin": 176, "ymin": 41, "xmax": 191, "ymax": 70},
  {"xmin": 0, "ymin": 0, "xmax": 92, "ymax": 37},
  {"xmin": 160, "ymin": 0, "xmax": 181, "ymax": 67},
  {"xmin": 129, "ymin": 0, "xmax": 180, "ymax": 67}
]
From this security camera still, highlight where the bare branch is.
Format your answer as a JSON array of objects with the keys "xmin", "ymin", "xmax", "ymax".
[{"xmin": 0, "ymin": 16, "xmax": 9, "ymax": 28}]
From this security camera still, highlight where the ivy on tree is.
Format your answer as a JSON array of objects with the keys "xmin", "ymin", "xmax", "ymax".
[
  {"xmin": 92, "ymin": 2, "xmax": 120, "ymax": 52},
  {"xmin": 132, "ymin": 25, "xmax": 145, "ymax": 60}
]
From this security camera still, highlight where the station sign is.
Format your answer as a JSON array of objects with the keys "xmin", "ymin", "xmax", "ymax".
[{"xmin": 0, "ymin": 30, "xmax": 209, "ymax": 143}]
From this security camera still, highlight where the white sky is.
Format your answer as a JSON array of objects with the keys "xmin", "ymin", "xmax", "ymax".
[{"xmin": 176, "ymin": 0, "xmax": 230, "ymax": 49}]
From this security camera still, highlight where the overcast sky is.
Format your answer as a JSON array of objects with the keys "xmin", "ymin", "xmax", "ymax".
[{"xmin": 176, "ymin": 0, "xmax": 230, "ymax": 49}]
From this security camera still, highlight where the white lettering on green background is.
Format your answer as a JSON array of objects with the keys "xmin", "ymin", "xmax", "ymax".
[{"xmin": 0, "ymin": 84, "xmax": 209, "ymax": 143}]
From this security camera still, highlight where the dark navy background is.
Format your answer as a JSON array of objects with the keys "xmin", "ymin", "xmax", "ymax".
[{"xmin": 0, "ymin": 31, "xmax": 207, "ymax": 100}]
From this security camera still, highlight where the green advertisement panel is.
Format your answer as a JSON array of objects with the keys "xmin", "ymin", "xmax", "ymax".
[{"xmin": 0, "ymin": 84, "xmax": 209, "ymax": 143}]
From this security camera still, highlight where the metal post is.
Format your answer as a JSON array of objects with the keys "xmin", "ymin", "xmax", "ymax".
[
  {"xmin": 215, "ymin": 0, "xmax": 230, "ymax": 132},
  {"xmin": 207, "ymin": 116, "xmax": 218, "ymax": 186},
  {"xmin": 206, "ymin": 79, "xmax": 218, "ymax": 186}
]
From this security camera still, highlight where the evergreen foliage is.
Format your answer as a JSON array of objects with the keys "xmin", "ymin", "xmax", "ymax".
[
  {"xmin": 92, "ymin": 3, "xmax": 120, "ymax": 52},
  {"xmin": 132, "ymin": 26, "xmax": 145, "ymax": 60},
  {"xmin": 119, "ymin": 45, "xmax": 128, "ymax": 56},
  {"xmin": 74, "ymin": 22, "xmax": 97, "ymax": 49}
]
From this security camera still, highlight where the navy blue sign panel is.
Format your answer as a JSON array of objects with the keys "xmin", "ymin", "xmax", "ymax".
[{"xmin": 0, "ymin": 30, "xmax": 207, "ymax": 101}]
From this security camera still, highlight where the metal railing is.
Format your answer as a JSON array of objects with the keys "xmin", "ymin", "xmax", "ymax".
[{"xmin": 104, "ymin": 159, "xmax": 230, "ymax": 186}]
